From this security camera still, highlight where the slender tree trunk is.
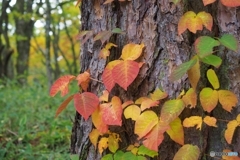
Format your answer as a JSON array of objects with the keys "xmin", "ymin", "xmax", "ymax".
[{"xmin": 71, "ymin": 0, "xmax": 240, "ymax": 159}]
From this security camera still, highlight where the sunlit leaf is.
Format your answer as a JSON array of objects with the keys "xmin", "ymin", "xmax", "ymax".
[
  {"xmin": 160, "ymin": 99, "xmax": 185, "ymax": 124},
  {"xmin": 92, "ymin": 106, "xmax": 108, "ymax": 133},
  {"xmin": 187, "ymin": 56, "xmax": 200, "ymax": 90},
  {"xmin": 76, "ymin": 71, "xmax": 90, "ymax": 91},
  {"xmin": 166, "ymin": 117, "xmax": 184, "ymax": 145},
  {"xmin": 173, "ymin": 144, "xmax": 200, "ymax": 160},
  {"xmin": 108, "ymin": 133, "xmax": 120, "ymax": 153},
  {"xmin": 207, "ymin": 69, "xmax": 220, "ymax": 90},
  {"xmin": 98, "ymin": 137, "xmax": 109, "ymax": 155},
  {"xmin": 200, "ymin": 54, "xmax": 222, "ymax": 68},
  {"xmin": 218, "ymin": 90, "xmax": 238, "ymax": 112},
  {"xmin": 202, "ymin": 0, "xmax": 216, "ymax": 6},
  {"xmin": 194, "ymin": 36, "xmax": 220, "ymax": 58},
  {"xmin": 200, "ymin": 88, "xmax": 218, "ymax": 112},
  {"xmin": 183, "ymin": 116, "xmax": 203, "ymax": 130},
  {"xmin": 120, "ymin": 43, "xmax": 145, "ymax": 61},
  {"xmin": 220, "ymin": 0, "xmax": 240, "ymax": 7},
  {"xmin": 124, "ymin": 105, "xmax": 141, "ymax": 121},
  {"xmin": 112, "ymin": 60, "xmax": 140, "ymax": 90},
  {"xmin": 50, "ymin": 75, "xmax": 76, "ymax": 97},
  {"xmin": 99, "ymin": 90, "xmax": 109, "ymax": 102},
  {"xmin": 138, "ymin": 145, "xmax": 158, "ymax": 158},
  {"xmin": 218, "ymin": 34, "xmax": 238, "ymax": 52},
  {"xmin": 55, "ymin": 94, "xmax": 74, "ymax": 118},
  {"xmin": 74, "ymin": 92, "xmax": 99, "ymax": 120},
  {"xmin": 197, "ymin": 11, "xmax": 213, "ymax": 31},
  {"xmin": 150, "ymin": 88, "xmax": 168, "ymax": 101},
  {"xmin": 224, "ymin": 120, "xmax": 239, "ymax": 144},
  {"xmin": 203, "ymin": 116, "xmax": 217, "ymax": 127},
  {"xmin": 178, "ymin": 11, "xmax": 196, "ymax": 35},
  {"xmin": 89, "ymin": 129, "xmax": 101, "ymax": 148},
  {"xmin": 134, "ymin": 111, "xmax": 158, "ymax": 139},
  {"xmin": 186, "ymin": 15, "xmax": 203, "ymax": 34},
  {"xmin": 169, "ymin": 58, "xmax": 197, "ymax": 81},
  {"xmin": 182, "ymin": 88, "xmax": 197, "ymax": 108}
]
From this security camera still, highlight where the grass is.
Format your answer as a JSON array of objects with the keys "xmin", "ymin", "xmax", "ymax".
[{"xmin": 0, "ymin": 78, "xmax": 76, "ymax": 160}]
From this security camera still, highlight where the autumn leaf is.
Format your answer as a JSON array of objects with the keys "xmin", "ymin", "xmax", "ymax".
[
  {"xmin": 99, "ymin": 90, "xmax": 109, "ymax": 102},
  {"xmin": 120, "ymin": 43, "xmax": 145, "ymax": 61},
  {"xmin": 218, "ymin": 34, "xmax": 238, "ymax": 52},
  {"xmin": 150, "ymin": 88, "xmax": 168, "ymax": 101},
  {"xmin": 186, "ymin": 15, "xmax": 203, "ymax": 33},
  {"xmin": 74, "ymin": 92, "xmax": 99, "ymax": 120},
  {"xmin": 108, "ymin": 133, "xmax": 121, "ymax": 153},
  {"xmin": 197, "ymin": 11, "xmax": 213, "ymax": 31},
  {"xmin": 138, "ymin": 145, "xmax": 158, "ymax": 158},
  {"xmin": 220, "ymin": 0, "xmax": 240, "ymax": 7},
  {"xmin": 218, "ymin": 90, "xmax": 238, "ymax": 112},
  {"xmin": 202, "ymin": 0, "xmax": 216, "ymax": 6},
  {"xmin": 124, "ymin": 105, "xmax": 141, "ymax": 121},
  {"xmin": 134, "ymin": 111, "xmax": 158, "ymax": 139},
  {"xmin": 89, "ymin": 129, "xmax": 101, "ymax": 148},
  {"xmin": 135, "ymin": 97, "xmax": 159, "ymax": 111},
  {"xmin": 173, "ymin": 144, "xmax": 200, "ymax": 160},
  {"xmin": 112, "ymin": 60, "xmax": 140, "ymax": 90},
  {"xmin": 200, "ymin": 54, "xmax": 222, "ymax": 68},
  {"xmin": 187, "ymin": 56, "xmax": 200, "ymax": 90},
  {"xmin": 183, "ymin": 116, "xmax": 203, "ymax": 130},
  {"xmin": 122, "ymin": 100, "xmax": 134, "ymax": 109},
  {"xmin": 200, "ymin": 88, "xmax": 218, "ymax": 112},
  {"xmin": 92, "ymin": 106, "xmax": 108, "ymax": 133},
  {"xmin": 166, "ymin": 117, "xmax": 184, "ymax": 145},
  {"xmin": 237, "ymin": 114, "xmax": 240, "ymax": 123},
  {"xmin": 93, "ymin": 30, "xmax": 112, "ymax": 44},
  {"xmin": 99, "ymin": 43, "xmax": 117, "ymax": 59},
  {"xmin": 50, "ymin": 75, "xmax": 76, "ymax": 97},
  {"xmin": 203, "ymin": 116, "xmax": 217, "ymax": 127},
  {"xmin": 76, "ymin": 71, "xmax": 90, "ymax": 91},
  {"xmin": 182, "ymin": 88, "xmax": 197, "ymax": 108},
  {"xmin": 224, "ymin": 120, "xmax": 239, "ymax": 144},
  {"xmin": 101, "ymin": 96, "xmax": 123, "ymax": 126},
  {"xmin": 98, "ymin": 137, "xmax": 109, "ymax": 155},
  {"xmin": 178, "ymin": 11, "xmax": 197, "ymax": 35},
  {"xmin": 207, "ymin": 69, "xmax": 220, "ymax": 90},
  {"xmin": 160, "ymin": 99, "xmax": 185, "ymax": 124},
  {"xmin": 55, "ymin": 94, "xmax": 74, "ymax": 118}
]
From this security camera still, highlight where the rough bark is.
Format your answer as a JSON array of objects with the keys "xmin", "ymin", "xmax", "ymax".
[{"xmin": 71, "ymin": 0, "xmax": 240, "ymax": 159}]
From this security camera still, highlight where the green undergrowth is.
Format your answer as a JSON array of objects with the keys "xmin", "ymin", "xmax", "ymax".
[{"xmin": 0, "ymin": 78, "xmax": 76, "ymax": 160}]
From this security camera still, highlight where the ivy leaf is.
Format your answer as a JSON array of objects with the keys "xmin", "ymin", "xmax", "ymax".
[
  {"xmin": 186, "ymin": 13, "xmax": 203, "ymax": 34},
  {"xmin": 169, "ymin": 58, "xmax": 197, "ymax": 81},
  {"xmin": 224, "ymin": 120, "xmax": 239, "ymax": 144},
  {"xmin": 173, "ymin": 144, "xmax": 200, "ymax": 160},
  {"xmin": 112, "ymin": 60, "xmax": 140, "ymax": 90},
  {"xmin": 166, "ymin": 117, "xmax": 184, "ymax": 145},
  {"xmin": 113, "ymin": 150, "xmax": 124, "ymax": 159},
  {"xmin": 101, "ymin": 96, "xmax": 123, "ymax": 126},
  {"xmin": 207, "ymin": 69, "xmax": 220, "ymax": 90},
  {"xmin": 89, "ymin": 129, "xmax": 101, "ymax": 148},
  {"xmin": 218, "ymin": 34, "xmax": 238, "ymax": 52},
  {"xmin": 160, "ymin": 99, "xmax": 185, "ymax": 124},
  {"xmin": 202, "ymin": 0, "xmax": 216, "ymax": 6},
  {"xmin": 178, "ymin": 11, "xmax": 196, "ymax": 35},
  {"xmin": 98, "ymin": 137, "xmax": 109, "ymax": 155},
  {"xmin": 200, "ymin": 54, "xmax": 222, "ymax": 68},
  {"xmin": 200, "ymin": 88, "xmax": 218, "ymax": 112},
  {"xmin": 149, "ymin": 88, "xmax": 168, "ymax": 101},
  {"xmin": 102, "ymin": 154, "xmax": 113, "ymax": 160},
  {"xmin": 92, "ymin": 106, "xmax": 108, "ymax": 133},
  {"xmin": 203, "ymin": 116, "xmax": 217, "ymax": 127},
  {"xmin": 74, "ymin": 92, "xmax": 99, "ymax": 120},
  {"xmin": 55, "ymin": 94, "xmax": 74, "ymax": 118},
  {"xmin": 124, "ymin": 105, "xmax": 141, "ymax": 121},
  {"xmin": 50, "ymin": 75, "xmax": 76, "ymax": 97},
  {"xmin": 218, "ymin": 90, "xmax": 238, "ymax": 112},
  {"xmin": 137, "ymin": 145, "xmax": 158, "ymax": 158},
  {"xmin": 135, "ymin": 97, "xmax": 159, "ymax": 111},
  {"xmin": 220, "ymin": 0, "xmax": 240, "ymax": 7},
  {"xmin": 76, "ymin": 71, "xmax": 90, "ymax": 91},
  {"xmin": 183, "ymin": 116, "xmax": 203, "ymax": 130},
  {"xmin": 108, "ymin": 133, "xmax": 121, "ymax": 153},
  {"xmin": 187, "ymin": 56, "xmax": 200, "ymax": 90},
  {"xmin": 194, "ymin": 36, "xmax": 220, "ymax": 58},
  {"xmin": 197, "ymin": 11, "xmax": 213, "ymax": 31},
  {"xmin": 182, "ymin": 88, "xmax": 197, "ymax": 108},
  {"xmin": 134, "ymin": 111, "xmax": 158, "ymax": 139},
  {"xmin": 120, "ymin": 43, "xmax": 145, "ymax": 61}
]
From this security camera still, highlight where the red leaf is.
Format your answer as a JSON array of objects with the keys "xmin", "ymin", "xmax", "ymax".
[
  {"xmin": 50, "ymin": 75, "xmax": 76, "ymax": 97},
  {"xmin": 55, "ymin": 94, "xmax": 74, "ymax": 118},
  {"xmin": 76, "ymin": 71, "xmax": 90, "ymax": 91},
  {"xmin": 74, "ymin": 92, "xmax": 99, "ymax": 120}
]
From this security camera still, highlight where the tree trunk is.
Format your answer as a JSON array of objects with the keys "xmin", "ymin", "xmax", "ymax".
[{"xmin": 71, "ymin": 0, "xmax": 240, "ymax": 159}]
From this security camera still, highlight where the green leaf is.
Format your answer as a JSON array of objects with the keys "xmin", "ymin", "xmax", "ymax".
[
  {"xmin": 122, "ymin": 152, "xmax": 138, "ymax": 160},
  {"xmin": 101, "ymin": 154, "xmax": 113, "ymax": 160},
  {"xmin": 113, "ymin": 150, "xmax": 124, "ymax": 160},
  {"xmin": 173, "ymin": 144, "xmax": 200, "ymax": 160},
  {"xmin": 169, "ymin": 59, "xmax": 197, "ymax": 81},
  {"xmin": 194, "ymin": 36, "xmax": 220, "ymax": 58},
  {"xmin": 138, "ymin": 145, "xmax": 158, "ymax": 158},
  {"xmin": 170, "ymin": 0, "xmax": 181, "ymax": 4},
  {"xmin": 112, "ymin": 28, "xmax": 125, "ymax": 34},
  {"xmin": 218, "ymin": 34, "xmax": 238, "ymax": 52},
  {"xmin": 200, "ymin": 55, "xmax": 222, "ymax": 68}
]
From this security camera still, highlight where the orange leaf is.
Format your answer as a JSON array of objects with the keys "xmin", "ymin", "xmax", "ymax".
[
  {"xmin": 92, "ymin": 106, "xmax": 108, "ymax": 133},
  {"xmin": 220, "ymin": 0, "xmax": 240, "ymax": 7},
  {"xmin": 187, "ymin": 56, "xmax": 200, "ymax": 90},
  {"xmin": 98, "ymin": 137, "xmax": 109, "ymax": 155},
  {"xmin": 173, "ymin": 144, "xmax": 200, "ymax": 160},
  {"xmin": 186, "ymin": 16, "xmax": 203, "ymax": 33},
  {"xmin": 197, "ymin": 11, "xmax": 213, "ymax": 31},
  {"xmin": 122, "ymin": 100, "xmax": 134, "ymax": 109},
  {"xmin": 202, "ymin": 0, "xmax": 216, "ymax": 6},
  {"xmin": 149, "ymin": 88, "xmax": 168, "ymax": 101},
  {"xmin": 120, "ymin": 43, "xmax": 145, "ymax": 61},
  {"xmin": 136, "ymin": 97, "xmax": 159, "ymax": 111},
  {"xmin": 99, "ymin": 48, "xmax": 110, "ymax": 59},
  {"xmin": 89, "ymin": 129, "xmax": 101, "ymax": 148},
  {"xmin": 183, "ymin": 116, "xmax": 203, "ymax": 130},
  {"xmin": 203, "ymin": 116, "xmax": 217, "ymax": 127},
  {"xmin": 224, "ymin": 120, "xmax": 239, "ymax": 144},
  {"xmin": 76, "ymin": 71, "xmax": 90, "ymax": 91},
  {"xmin": 74, "ymin": 92, "xmax": 99, "ymax": 120},
  {"xmin": 182, "ymin": 88, "xmax": 197, "ymax": 108},
  {"xmin": 103, "ymin": 0, "xmax": 114, "ymax": 4},
  {"xmin": 102, "ymin": 60, "xmax": 122, "ymax": 91},
  {"xmin": 55, "ymin": 94, "xmax": 74, "ymax": 118},
  {"xmin": 99, "ymin": 90, "xmax": 109, "ymax": 102},
  {"xmin": 134, "ymin": 111, "xmax": 158, "ymax": 139},
  {"xmin": 178, "ymin": 11, "xmax": 196, "ymax": 35},
  {"xmin": 50, "ymin": 75, "xmax": 76, "ymax": 97},
  {"xmin": 207, "ymin": 69, "xmax": 219, "ymax": 90},
  {"xmin": 112, "ymin": 60, "xmax": 140, "ymax": 90},
  {"xmin": 166, "ymin": 117, "xmax": 184, "ymax": 145},
  {"xmin": 222, "ymin": 149, "xmax": 240, "ymax": 160},
  {"xmin": 200, "ymin": 88, "xmax": 218, "ymax": 112},
  {"xmin": 124, "ymin": 105, "xmax": 141, "ymax": 121},
  {"xmin": 101, "ymin": 96, "xmax": 122, "ymax": 126},
  {"xmin": 218, "ymin": 90, "xmax": 238, "ymax": 112}
]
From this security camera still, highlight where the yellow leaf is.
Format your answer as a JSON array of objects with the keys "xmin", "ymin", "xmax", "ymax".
[
  {"xmin": 105, "ymin": 42, "xmax": 117, "ymax": 50},
  {"xmin": 124, "ymin": 105, "xmax": 141, "ymax": 121},
  {"xmin": 218, "ymin": 90, "xmax": 238, "ymax": 112},
  {"xmin": 183, "ymin": 116, "xmax": 202, "ymax": 130},
  {"xmin": 197, "ymin": 11, "xmax": 213, "ymax": 31},
  {"xmin": 224, "ymin": 120, "xmax": 239, "ymax": 144},
  {"xmin": 150, "ymin": 88, "xmax": 168, "ymax": 101},
  {"xmin": 166, "ymin": 117, "xmax": 184, "ymax": 145},
  {"xmin": 236, "ymin": 114, "xmax": 240, "ymax": 123},
  {"xmin": 108, "ymin": 133, "xmax": 120, "ymax": 153},
  {"xmin": 178, "ymin": 11, "xmax": 196, "ymax": 35},
  {"xmin": 99, "ymin": 48, "xmax": 110, "ymax": 59},
  {"xmin": 120, "ymin": 43, "xmax": 145, "ymax": 60},
  {"xmin": 187, "ymin": 56, "xmax": 200, "ymax": 90},
  {"xmin": 99, "ymin": 90, "xmax": 109, "ymax": 102},
  {"xmin": 186, "ymin": 16, "xmax": 203, "ymax": 34},
  {"xmin": 122, "ymin": 100, "xmax": 134, "ymax": 109},
  {"xmin": 200, "ymin": 88, "xmax": 218, "ymax": 112},
  {"xmin": 182, "ymin": 88, "xmax": 197, "ymax": 108},
  {"xmin": 139, "ymin": 98, "xmax": 159, "ymax": 111},
  {"xmin": 92, "ymin": 106, "xmax": 108, "ymax": 134},
  {"xmin": 173, "ymin": 144, "xmax": 200, "ymax": 160},
  {"xmin": 98, "ymin": 137, "xmax": 109, "ymax": 155},
  {"xmin": 207, "ymin": 69, "xmax": 219, "ymax": 89},
  {"xmin": 89, "ymin": 129, "xmax": 101, "ymax": 148},
  {"xmin": 203, "ymin": 116, "xmax": 217, "ymax": 127}
]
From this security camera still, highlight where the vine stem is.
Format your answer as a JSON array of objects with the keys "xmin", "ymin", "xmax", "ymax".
[{"xmin": 90, "ymin": 77, "xmax": 103, "ymax": 83}]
